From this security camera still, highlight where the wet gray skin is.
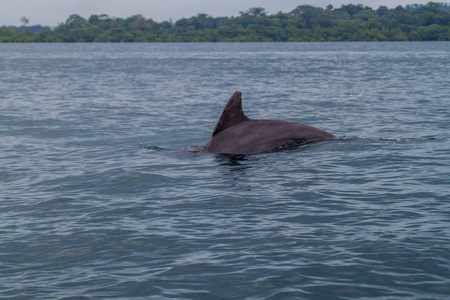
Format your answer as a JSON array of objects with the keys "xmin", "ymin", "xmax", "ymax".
[{"xmin": 192, "ymin": 91, "xmax": 336, "ymax": 155}]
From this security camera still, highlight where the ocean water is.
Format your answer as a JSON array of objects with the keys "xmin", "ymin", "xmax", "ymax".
[{"xmin": 0, "ymin": 42, "xmax": 449, "ymax": 299}]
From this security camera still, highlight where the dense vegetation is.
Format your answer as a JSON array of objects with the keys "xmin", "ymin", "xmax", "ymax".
[{"xmin": 1, "ymin": 2, "xmax": 449, "ymax": 42}]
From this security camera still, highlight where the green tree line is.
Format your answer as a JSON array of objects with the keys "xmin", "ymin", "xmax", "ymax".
[{"xmin": 1, "ymin": 2, "xmax": 449, "ymax": 42}]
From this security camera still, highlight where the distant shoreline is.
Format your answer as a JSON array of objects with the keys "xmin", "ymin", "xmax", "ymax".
[{"xmin": 1, "ymin": 3, "xmax": 449, "ymax": 42}]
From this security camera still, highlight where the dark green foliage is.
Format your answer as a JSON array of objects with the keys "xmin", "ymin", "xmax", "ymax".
[{"xmin": 1, "ymin": 2, "xmax": 449, "ymax": 42}]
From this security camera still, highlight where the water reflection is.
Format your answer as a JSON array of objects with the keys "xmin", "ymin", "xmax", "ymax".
[
  {"xmin": 215, "ymin": 154, "xmax": 249, "ymax": 166},
  {"xmin": 213, "ymin": 154, "xmax": 259, "ymax": 179}
]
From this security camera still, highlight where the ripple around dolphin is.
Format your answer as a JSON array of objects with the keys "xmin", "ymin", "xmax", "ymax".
[
  {"xmin": 347, "ymin": 136, "xmax": 441, "ymax": 144},
  {"xmin": 143, "ymin": 136, "xmax": 442, "ymax": 158}
]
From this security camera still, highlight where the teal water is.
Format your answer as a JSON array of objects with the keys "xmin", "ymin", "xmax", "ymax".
[{"xmin": 1, "ymin": 42, "xmax": 449, "ymax": 299}]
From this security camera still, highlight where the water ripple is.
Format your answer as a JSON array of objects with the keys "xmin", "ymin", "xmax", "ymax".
[{"xmin": 1, "ymin": 42, "xmax": 449, "ymax": 299}]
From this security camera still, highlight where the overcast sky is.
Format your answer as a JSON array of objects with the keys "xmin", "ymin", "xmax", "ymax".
[{"xmin": 2, "ymin": 0, "xmax": 426, "ymax": 26}]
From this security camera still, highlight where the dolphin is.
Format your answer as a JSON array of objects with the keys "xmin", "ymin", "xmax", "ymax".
[{"xmin": 191, "ymin": 91, "xmax": 336, "ymax": 155}]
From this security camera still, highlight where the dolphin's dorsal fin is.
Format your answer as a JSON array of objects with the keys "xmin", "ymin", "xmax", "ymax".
[{"xmin": 212, "ymin": 91, "xmax": 249, "ymax": 137}]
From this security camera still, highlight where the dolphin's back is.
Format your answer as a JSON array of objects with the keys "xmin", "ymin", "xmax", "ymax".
[
  {"xmin": 192, "ymin": 91, "xmax": 336, "ymax": 155},
  {"xmin": 203, "ymin": 119, "xmax": 335, "ymax": 154}
]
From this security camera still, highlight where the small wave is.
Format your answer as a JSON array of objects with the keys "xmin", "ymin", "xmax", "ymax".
[
  {"xmin": 343, "ymin": 136, "xmax": 441, "ymax": 144},
  {"xmin": 139, "ymin": 144, "xmax": 167, "ymax": 151},
  {"xmin": 187, "ymin": 145, "xmax": 208, "ymax": 153}
]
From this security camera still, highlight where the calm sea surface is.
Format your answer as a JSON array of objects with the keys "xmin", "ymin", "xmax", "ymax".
[{"xmin": 1, "ymin": 42, "xmax": 449, "ymax": 299}]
